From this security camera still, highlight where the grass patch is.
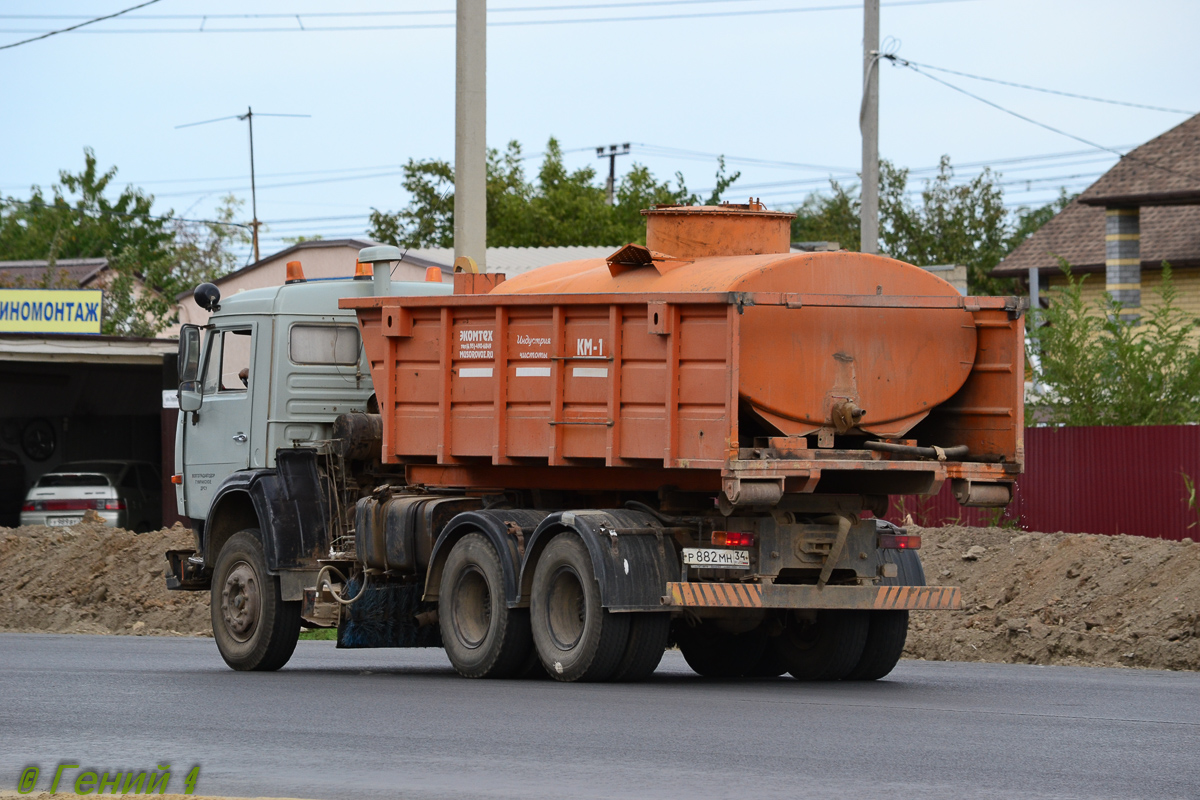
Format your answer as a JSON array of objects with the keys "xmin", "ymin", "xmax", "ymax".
[{"xmin": 299, "ymin": 628, "xmax": 337, "ymax": 641}]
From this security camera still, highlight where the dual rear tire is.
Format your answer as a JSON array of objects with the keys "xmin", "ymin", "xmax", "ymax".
[{"xmin": 439, "ymin": 532, "xmax": 669, "ymax": 682}]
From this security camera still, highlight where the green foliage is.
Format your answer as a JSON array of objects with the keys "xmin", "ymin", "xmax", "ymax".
[
  {"xmin": 367, "ymin": 138, "xmax": 740, "ymax": 249},
  {"xmin": 174, "ymin": 195, "xmax": 251, "ymax": 288},
  {"xmin": 1028, "ymin": 262, "xmax": 1200, "ymax": 426},
  {"xmin": 1, "ymin": 152, "xmax": 249, "ymax": 337},
  {"xmin": 791, "ymin": 157, "xmax": 1074, "ymax": 296},
  {"xmin": 0, "ymin": 149, "xmax": 178, "ymax": 336}
]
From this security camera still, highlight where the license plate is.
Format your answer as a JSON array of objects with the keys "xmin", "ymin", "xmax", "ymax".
[
  {"xmin": 682, "ymin": 547, "xmax": 750, "ymax": 569},
  {"xmin": 47, "ymin": 517, "xmax": 82, "ymax": 527}
]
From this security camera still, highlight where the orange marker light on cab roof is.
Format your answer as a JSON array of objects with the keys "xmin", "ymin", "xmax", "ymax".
[
  {"xmin": 354, "ymin": 261, "xmax": 372, "ymax": 280},
  {"xmin": 285, "ymin": 260, "xmax": 306, "ymax": 284},
  {"xmin": 425, "ymin": 266, "xmax": 443, "ymax": 283}
]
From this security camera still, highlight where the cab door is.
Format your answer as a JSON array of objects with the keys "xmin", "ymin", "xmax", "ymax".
[{"xmin": 182, "ymin": 325, "xmax": 256, "ymax": 519}]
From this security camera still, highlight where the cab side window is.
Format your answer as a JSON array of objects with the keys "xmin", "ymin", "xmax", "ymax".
[{"xmin": 200, "ymin": 329, "xmax": 253, "ymax": 394}]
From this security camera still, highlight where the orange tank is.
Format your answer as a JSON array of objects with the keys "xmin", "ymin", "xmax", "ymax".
[{"xmin": 343, "ymin": 204, "xmax": 1024, "ymax": 508}]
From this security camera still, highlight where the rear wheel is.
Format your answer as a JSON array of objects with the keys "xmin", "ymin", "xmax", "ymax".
[
  {"xmin": 531, "ymin": 533, "xmax": 629, "ymax": 682},
  {"xmin": 776, "ymin": 610, "xmax": 869, "ymax": 681},
  {"xmin": 677, "ymin": 621, "xmax": 766, "ymax": 678},
  {"xmin": 610, "ymin": 613, "xmax": 670, "ymax": 682},
  {"xmin": 745, "ymin": 636, "xmax": 789, "ymax": 678},
  {"xmin": 845, "ymin": 549, "xmax": 924, "ymax": 680},
  {"xmin": 211, "ymin": 530, "xmax": 300, "ymax": 671},
  {"xmin": 439, "ymin": 533, "xmax": 533, "ymax": 678}
]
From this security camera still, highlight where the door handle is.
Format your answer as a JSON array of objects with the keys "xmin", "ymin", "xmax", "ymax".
[{"xmin": 232, "ymin": 432, "xmax": 248, "ymax": 443}]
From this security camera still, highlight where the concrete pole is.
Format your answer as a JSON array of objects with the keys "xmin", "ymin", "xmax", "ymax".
[
  {"xmin": 455, "ymin": 0, "xmax": 487, "ymax": 271},
  {"xmin": 860, "ymin": 0, "xmax": 880, "ymax": 255}
]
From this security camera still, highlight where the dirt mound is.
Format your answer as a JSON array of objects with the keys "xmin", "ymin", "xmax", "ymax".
[
  {"xmin": 0, "ymin": 513, "xmax": 211, "ymax": 637},
  {"xmin": 1, "ymin": 517, "xmax": 1198, "ymax": 671},
  {"xmin": 904, "ymin": 526, "xmax": 1200, "ymax": 671}
]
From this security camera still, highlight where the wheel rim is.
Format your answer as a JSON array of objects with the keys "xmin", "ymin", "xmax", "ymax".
[
  {"xmin": 546, "ymin": 566, "xmax": 586, "ymax": 650},
  {"xmin": 220, "ymin": 560, "xmax": 260, "ymax": 643},
  {"xmin": 452, "ymin": 566, "xmax": 492, "ymax": 649}
]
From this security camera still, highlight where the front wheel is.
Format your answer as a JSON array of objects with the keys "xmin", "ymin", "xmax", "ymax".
[{"xmin": 211, "ymin": 530, "xmax": 300, "ymax": 671}]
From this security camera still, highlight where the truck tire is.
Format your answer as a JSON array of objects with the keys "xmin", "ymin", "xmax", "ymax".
[
  {"xmin": 531, "ymin": 533, "xmax": 630, "ymax": 682},
  {"xmin": 776, "ymin": 610, "xmax": 869, "ymax": 681},
  {"xmin": 745, "ymin": 637, "xmax": 789, "ymax": 678},
  {"xmin": 439, "ymin": 533, "xmax": 533, "ymax": 679},
  {"xmin": 676, "ymin": 621, "xmax": 766, "ymax": 678},
  {"xmin": 610, "ymin": 613, "xmax": 670, "ymax": 682},
  {"xmin": 846, "ymin": 549, "xmax": 925, "ymax": 680},
  {"xmin": 211, "ymin": 530, "xmax": 300, "ymax": 671}
]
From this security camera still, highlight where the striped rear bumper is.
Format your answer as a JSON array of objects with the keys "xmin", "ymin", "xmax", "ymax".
[{"xmin": 663, "ymin": 582, "xmax": 962, "ymax": 611}]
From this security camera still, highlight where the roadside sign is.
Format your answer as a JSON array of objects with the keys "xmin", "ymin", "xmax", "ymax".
[{"xmin": 0, "ymin": 288, "xmax": 103, "ymax": 335}]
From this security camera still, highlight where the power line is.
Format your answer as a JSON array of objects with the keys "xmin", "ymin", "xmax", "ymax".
[
  {"xmin": 883, "ymin": 54, "xmax": 1200, "ymax": 185},
  {"xmin": 0, "ymin": 0, "xmax": 161, "ymax": 51},
  {"xmin": 0, "ymin": 197, "xmax": 249, "ymax": 229},
  {"xmin": 0, "ymin": 0, "xmax": 849, "ymax": 20},
  {"xmin": 891, "ymin": 58, "xmax": 1195, "ymax": 115},
  {"xmin": 0, "ymin": 0, "xmax": 980, "ymax": 35}
]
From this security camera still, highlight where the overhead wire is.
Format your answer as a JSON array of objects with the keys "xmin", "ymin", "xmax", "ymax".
[
  {"xmin": 883, "ymin": 54, "xmax": 1200, "ymax": 185},
  {"xmin": 0, "ymin": 0, "xmax": 161, "ymax": 50},
  {"xmin": 0, "ymin": 0, "xmax": 981, "ymax": 35},
  {"xmin": 889, "ymin": 58, "xmax": 1195, "ymax": 115}
]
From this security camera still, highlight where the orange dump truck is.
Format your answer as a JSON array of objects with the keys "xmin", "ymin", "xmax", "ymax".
[
  {"xmin": 168, "ymin": 202, "xmax": 1023, "ymax": 683},
  {"xmin": 330, "ymin": 203, "xmax": 1024, "ymax": 681}
]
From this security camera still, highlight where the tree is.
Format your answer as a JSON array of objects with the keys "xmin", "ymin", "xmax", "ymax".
[
  {"xmin": 367, "ymin": 138, "xmax": 740, "ymax": 249},
  {"xmin": 790, "ymin": 157, "xmax": 1072, "ymax": 295},
  {"xmin": 0, "ymin": 149, "xmax": 178, "ymax": 336},
  {"xmin": 1028, "ymin": 262, "xmax": 1200, "ymax": 426},
  {"xmin": 1, "ymin": 151, "xmax": 251, "ymax": 337},
  {"xmin": 174, "ymin": 195, "xmax": 252, "ymax": 288}
]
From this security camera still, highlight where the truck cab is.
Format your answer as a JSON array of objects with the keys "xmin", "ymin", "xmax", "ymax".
[{"xmin": 169, "ymin": 259, "xmax": 453, "ymax": 669}]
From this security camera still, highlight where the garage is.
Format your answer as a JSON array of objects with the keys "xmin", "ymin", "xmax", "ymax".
[{"xmin": 0, "ymin": 333, "xmax": 181, "ymax": 528}]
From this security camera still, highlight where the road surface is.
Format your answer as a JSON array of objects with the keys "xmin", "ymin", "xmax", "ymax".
[{"xmin": 0, "ymin": 633, "xmax": 1196, "ymax": 799}]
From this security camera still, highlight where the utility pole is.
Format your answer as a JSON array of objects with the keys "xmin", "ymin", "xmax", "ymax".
[
  {"xmin": 455, "ymin": 0, "xmax": 487, "ymax": 271},
  {"xmin": 243, "ymin": 107, "xmax": 261, "ymax": 263},
  {"xmin": 860, "ymin": 0, "xmax": 880, "ymax": 255},
  {"xmin": 175, "ymin": 107, "xmax": 309, "ymax": 265},
  {"xmin": 596, "ymin": 143, "xmax": 630, "ymax": 205}
]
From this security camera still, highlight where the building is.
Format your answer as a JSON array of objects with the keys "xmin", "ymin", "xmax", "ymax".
[
  {"xmin": 170, "ymin": 238, "xmax": 450, "ymax": 334},
  {"xmin": 994, "ymin": 113, "xmax": 1200, "ymax": 316}
]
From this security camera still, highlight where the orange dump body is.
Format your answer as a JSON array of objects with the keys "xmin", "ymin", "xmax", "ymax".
[{"xmin": 343, "ymin": 206, "xmax": 1024, "ymax": 504}]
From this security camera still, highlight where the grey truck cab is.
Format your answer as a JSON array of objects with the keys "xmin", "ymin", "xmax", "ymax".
[{"xmin": 169, "ymin": 250, "xmax": 451, "ymax": 669}]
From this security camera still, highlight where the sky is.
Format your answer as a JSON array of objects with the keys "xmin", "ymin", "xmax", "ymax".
[{"xmin": 1, "ymin": 0, "xmax": 1197, "ymax": 263}]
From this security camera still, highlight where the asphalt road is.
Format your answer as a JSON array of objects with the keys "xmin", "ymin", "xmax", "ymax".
[{"xmin": 1, "ymin": 634, "xmax": 1197, "ymax": 800}]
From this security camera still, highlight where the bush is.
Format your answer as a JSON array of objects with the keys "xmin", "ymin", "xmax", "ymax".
[{"xmin": 1028, "ymin": 262, "xmax": 1200, "ymax": 426}]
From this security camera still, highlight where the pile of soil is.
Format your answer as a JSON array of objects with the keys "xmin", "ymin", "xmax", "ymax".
[
  {"xmin": 1, "ymin": 516, "xmax": 1197, "ymax": 671},
  {"xmin": 904, "ymin": 525, "xmax": 1200, "ymax": 671},
  {"xmin": 0, "ymin": 512, "xmax": 211, "ymax": 637}
]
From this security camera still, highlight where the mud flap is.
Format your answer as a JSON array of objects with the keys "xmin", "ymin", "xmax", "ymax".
[{"xmin": 520, "ymin": 510, "xmax": 681, "ymax": 612}]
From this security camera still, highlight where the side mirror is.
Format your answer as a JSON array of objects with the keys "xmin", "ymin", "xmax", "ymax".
[
  {"xmin": 194, "ymin": 283, "xmax": 221, "ymax": 312},
  {"xmin": 178, "ymin": 384, "xmax": 202, "ymax": 412},
  {"xmin": 177, "ymin": 325, "xmax": 201, "ymax": 382}
]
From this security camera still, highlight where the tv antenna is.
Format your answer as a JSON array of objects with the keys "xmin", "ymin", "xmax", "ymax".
[{"xmin": 176, "ymin": 106, "xmax": 311, "ymax": 262}]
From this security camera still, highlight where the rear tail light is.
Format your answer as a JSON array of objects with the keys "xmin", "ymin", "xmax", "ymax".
[
  {"xmin": 712, "ymin": 531, "xmax": 756, "ymax": 547},
  {"xmin": 878, "ymin": 533, "xmax": 921, "ymax": 550},
  {"xmin": 21, "ymin": 501, "xmax": 36, "ymax": 511},
  {"xmin": 103, "ymin": 500, "xmax": 126, "ymax": 511}
]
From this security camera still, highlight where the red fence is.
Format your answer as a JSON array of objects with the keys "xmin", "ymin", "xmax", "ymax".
[{"xmin": 886, "ymin": 425, "xmax": 1200, "ymax": 540}]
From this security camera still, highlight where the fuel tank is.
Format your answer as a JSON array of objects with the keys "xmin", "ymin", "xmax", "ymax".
[{"xmin": 491, "ymin": 204, "xmax": 977, "ymax": 438}]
